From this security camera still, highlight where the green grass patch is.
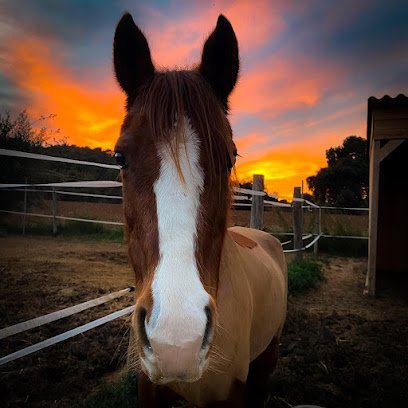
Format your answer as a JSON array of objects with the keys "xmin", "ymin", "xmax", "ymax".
[
  {"xmin": 75, "ymin": 373, "xmax": 137, "ymax": 408},
  {"xmin": 288, "ymin": 258, "xmax": 324, "ymax": 294}
]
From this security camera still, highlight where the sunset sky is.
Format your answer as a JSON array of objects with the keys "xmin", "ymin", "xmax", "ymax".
[{"xmin": 0, "ymin": 1, "xmax": 407, "ymax": 199}]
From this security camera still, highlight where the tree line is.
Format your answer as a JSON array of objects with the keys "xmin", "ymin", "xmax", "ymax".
[{"xmin": 307, "ymin": 136, "xmax": 368, "ymax": 208}]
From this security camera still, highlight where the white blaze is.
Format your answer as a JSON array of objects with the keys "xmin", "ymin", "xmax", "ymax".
[{"xmin": 146, "ymin": 119, "xmax": 209, "ymax": 348}]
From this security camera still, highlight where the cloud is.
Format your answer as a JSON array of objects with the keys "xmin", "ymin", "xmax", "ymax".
[
  {"xmin": 139, "ymin": 0, "xmax": 286, "ymax": 68},
  {"xmin": 0, "ymin": 0, "xmax": 122, "ymax": 45},
  {"xmin": 275, "ymin": 0, "xmax": 408, "ymax": 92},
  {"xmin": 222, "ymin": 0, "xmax": 286, "ymax": 53},
  {"xmin": 235, "ymin": 132, "xmax": 268, "ymax": 153},
  {"xmin": 0, "ymin": 72, "xmax": 25, "ymax": 112},
  {"xmin": 2, "ymin": 35, "xmax": 124, "ymax": 149},
  {"xmin": 231, "ymin": 54, "xmax": 345, "ymax": 118},
  {"xmin": 0, "ymin": 0, "xmax": 130, "ymax": 83}
]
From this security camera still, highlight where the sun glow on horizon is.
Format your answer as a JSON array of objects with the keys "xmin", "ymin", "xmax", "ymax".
[{"xmin": 235, "ymin": 146, "xmax": 326, "ymax": 199}]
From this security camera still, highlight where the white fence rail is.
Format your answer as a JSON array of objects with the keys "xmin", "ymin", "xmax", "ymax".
[
  {"xmin": 0, "ymin": 148, "xmax": 120, "ymax": 170},
  {"xmin": 0, "ymin": 306, "xmax": 134, "ymax": 366},
  {"xmin": 0, "ymin": 287, "xmax": 135, "ymax": 365},
  {"xmin": 0, "ymin": 287, "xmax": 134, "ymax": 340}
]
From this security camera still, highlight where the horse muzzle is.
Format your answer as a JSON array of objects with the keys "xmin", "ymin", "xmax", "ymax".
[
  {"xmin": 141, "ymin": 338, "xmax": 209, "ymax": 384},
  {"xmin": 135, "ymin": 304, "xmax": 213, "ymax": 384}
]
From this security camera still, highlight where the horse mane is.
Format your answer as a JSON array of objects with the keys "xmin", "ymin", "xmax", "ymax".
[{"xmin": 134, "ymin": 69, "xmax": 234, "ymax": 186}]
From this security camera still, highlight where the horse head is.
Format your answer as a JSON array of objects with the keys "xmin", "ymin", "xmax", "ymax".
[{"xmin": 113, "ymin": 13, "xmax": 239, "ymax": 384}]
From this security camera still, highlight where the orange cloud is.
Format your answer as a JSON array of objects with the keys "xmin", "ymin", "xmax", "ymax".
[
  {"xmin": 231, "ymin": 55, "xmax": 345, "ymax": 117},
  {"xmin": 144, "ymin": 0, "xmax": 285, "ymax": 68},
  {"xmin": 4, "ymin": 36, "xmax": 124, "ymax": 150},
  {"xmin": 235, "ymin": 132, "xmax": 268, "ymax": 152},
  {"xmin": 222, "ymin": 0, "xmax": 286, "ymax": 51}
]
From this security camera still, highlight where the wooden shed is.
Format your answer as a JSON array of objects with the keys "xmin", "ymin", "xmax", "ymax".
[{"xmin": 365, "ymin": 94, "xmax": 408, "ymax": 296}]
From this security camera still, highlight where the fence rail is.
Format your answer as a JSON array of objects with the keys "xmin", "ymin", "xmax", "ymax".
[
  {"xmin": 0, "ymin": 306, "xmax": 134, "ymax": 366},
  {"xmin": 0, "ymin": 287, "xmax": 134, "ymax": 340},
  {"xmin": 0, "ymin": 148, "xmax": 120, "ymax": 170},
  {"xmin": 0, "ymin": 287, "xmax": 135, "ymax": 365}
]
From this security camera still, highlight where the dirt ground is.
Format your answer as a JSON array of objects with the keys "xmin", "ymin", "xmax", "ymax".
[{"xmin": 0, "ymin": 235, "xmax": 407, "ymax": 407}]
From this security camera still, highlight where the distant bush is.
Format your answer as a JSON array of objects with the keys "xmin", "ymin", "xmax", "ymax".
[{"xmin": 288, "ymin": 258, "xmax": 323, "ymax": 294}]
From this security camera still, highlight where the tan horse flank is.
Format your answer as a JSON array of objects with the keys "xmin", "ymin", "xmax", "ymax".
[{"xmin": 113, "ymin": 12, "xmax": 287, "ymax": 407}]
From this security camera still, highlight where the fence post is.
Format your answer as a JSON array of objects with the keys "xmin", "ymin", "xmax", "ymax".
[
  {"xmin": 52, "ymin": 188, "xmax": 58, "ymax": 235},
  {"xmin": 22, "ymin": 179, "xmax": 28, "ymax": 235},
  {"xmin": 292, "ymin": 186, "xmax": 303, "ymax": 260},
  {"xmin": 250, "ymin": 174, "xmax": 264, "ymax": 230},
  {"xmin": 313, "ymin": 206, "xmax": 321, "ymax": 255}
]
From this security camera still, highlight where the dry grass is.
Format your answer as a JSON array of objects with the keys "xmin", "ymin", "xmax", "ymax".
[
  {"xmin": 232, "ymin": 207, "xmax": 368, "ymax": 237},
  {"xmin": 3, "ymin": 200, "xmax": 368, "ymax": 243}
]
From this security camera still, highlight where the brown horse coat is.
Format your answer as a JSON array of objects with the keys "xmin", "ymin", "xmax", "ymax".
[{"xmin": 168, "ymin": 226, "xmax": 287, "ymax": 406}]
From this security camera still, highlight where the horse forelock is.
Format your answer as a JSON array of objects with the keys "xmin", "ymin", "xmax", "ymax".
[{"xmin": 134, "ymin": 70, "xmax": 234, "ymax": 185}]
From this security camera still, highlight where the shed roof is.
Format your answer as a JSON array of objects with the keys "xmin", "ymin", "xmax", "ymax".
[{"xmin": 367, "ymin": 93, "xmax": 408, "ymax": 145}]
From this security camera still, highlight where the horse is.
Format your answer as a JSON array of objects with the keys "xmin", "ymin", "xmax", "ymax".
[{"xmin": 113, "ymin": 12, "xmax": 287, "ymax": 407}]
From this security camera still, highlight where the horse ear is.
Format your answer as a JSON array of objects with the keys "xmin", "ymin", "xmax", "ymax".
[
  {"xmin": 199, "ymin": 15, "xmax": 239, "ymax": 109},
  {"xmin": 113, "ymin": 13, "xmax": 155, "ymax": 99}
]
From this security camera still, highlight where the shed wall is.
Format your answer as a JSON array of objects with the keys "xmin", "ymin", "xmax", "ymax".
[{"xmin": 376, "ymin": 140, "xmax": 408, "ymax": 273}]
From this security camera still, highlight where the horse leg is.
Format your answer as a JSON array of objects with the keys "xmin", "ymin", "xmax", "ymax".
[{"xmin": 246, "ymin": 336, "xmax": 280, "ymax": 407}]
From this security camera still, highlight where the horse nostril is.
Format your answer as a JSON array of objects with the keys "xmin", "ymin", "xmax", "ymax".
[
  {"xmin": 202, "ymin": 306, "xmax": 213, "ymax": 349},
  {"xmin": 137, "ymin": 307, "xmax": 152, "ymax": 351}
]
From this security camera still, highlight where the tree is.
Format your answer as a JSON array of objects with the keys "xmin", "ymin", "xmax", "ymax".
[
  {"xmin": 307, "ymin": 136, "xmax": 368, "ymax": 207},
  {"xmin": 0, "ymin": 111, "xmax": 47, "ymax": 186},
  {"xmin": 0, "ymin": 111, "xmax": 119, "ymax": 210}
]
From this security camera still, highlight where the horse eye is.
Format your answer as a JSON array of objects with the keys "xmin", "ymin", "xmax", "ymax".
[{"xmin": 114, "ymin": 152, "xmax": 128, "ymax": 168}]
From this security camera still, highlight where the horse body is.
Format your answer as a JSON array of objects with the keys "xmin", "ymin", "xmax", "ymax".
[
  {"xmin": 113, "ymin": 11, "xmax": 287, "ymax": 407},
  {"xmin": 169, "ymin": 227, "xmax": 287, "ymax": 406}
]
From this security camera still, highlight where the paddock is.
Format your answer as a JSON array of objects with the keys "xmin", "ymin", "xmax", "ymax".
[
  {"xmin": 0, "ymin": 149, "xmax": 404, "ymax": 407},
  {"xmin": 1, "ymin": 235, "xmax": 407, "ymax": 407}
]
